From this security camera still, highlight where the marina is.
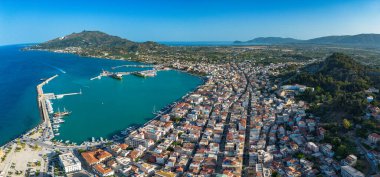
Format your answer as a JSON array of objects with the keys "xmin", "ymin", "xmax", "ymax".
[
  {"xmin": 49, "ymin": 69, "xmax": 203, "ymax": 143},
  {"xmin": 36, "ymin": 74, "xmax": 82, "ymax": 141}
]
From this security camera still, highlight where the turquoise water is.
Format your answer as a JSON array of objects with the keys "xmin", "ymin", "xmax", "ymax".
[{"xmin": 0, "ymin": 44, "xmax": 202, "ymax": 145}]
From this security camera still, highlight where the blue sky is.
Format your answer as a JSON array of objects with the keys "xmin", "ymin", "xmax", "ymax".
[{"xmin": 0, "ymin": 0, "xmax": 380, "ymax": 45}]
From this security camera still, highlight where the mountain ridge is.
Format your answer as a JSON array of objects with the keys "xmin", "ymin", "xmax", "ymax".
[
  {"xmin": 30, "ymin": 30, "xmax": 164, "ymax": 51},
  {"xmin": 28, "ymin": 30, "xmax": 166, "ymax": 60},
  {"xmin": 235, "ymin": 34, "xmax": 380, "ymax": 47},
  {"xmin": 235, "ymin": 37, "xmax": 301, "ymax": 44}
]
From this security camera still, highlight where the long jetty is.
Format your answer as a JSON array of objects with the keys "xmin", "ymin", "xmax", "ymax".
[
  {"xmin": 111, "ymin": 64, "xmax": 154, "ymax": 70},
  {"xmin": 54, "ymin": 89, "xmax": 82, "ymax": 99},
  {"xmin": 37, "ymin": 74, "xmax": 58, "ymax": 140},
  {"xmin": 90, "ymin": 70, "xmax": 133, "ymax": 80}
]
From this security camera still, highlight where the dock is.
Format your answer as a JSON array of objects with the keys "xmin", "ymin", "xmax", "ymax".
[
  {"xmin": 48, "ymin": 89, "xmax": 82, "ymax": 99},
  {"xmin": 111, "ymin": 64, "xmax": 154, "ymax": 70},
  {"xmin": 90, "ymin": 69, "xmax": 157, "ymax": 80},
  {"xmin": 90, "ymin": 70, "xmax": 132, "ymax": 80}
]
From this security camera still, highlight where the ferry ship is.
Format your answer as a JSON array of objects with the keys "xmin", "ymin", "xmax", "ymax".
[
  {"xmin": 111, "ymin": 73, "xmax": 123, "ymax": 80},
  {"xmin": 133, "ymin": 70, "xmax": 157, "ymax": 78}
]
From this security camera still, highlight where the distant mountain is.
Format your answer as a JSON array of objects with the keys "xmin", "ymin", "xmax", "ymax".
[
  {"xmin": 306, "ymin": 34, "xmax": 380, "ymax": 46},
  {"xmin": 236, "ymin": 34, "xmax": 380, "ymax": 47},
  {"xmin": 235, "ymin": 37, "xmax": 301, "ymax": 44},
  {"xmin": 29, "ymin": 30, "xmax": 165, "ymax": 57}
]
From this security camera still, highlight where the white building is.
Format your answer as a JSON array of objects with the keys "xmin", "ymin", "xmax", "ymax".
[
  {"xmin": 306, "ymin": 142, "xmax": 319, "ymax": 152},
  {"xmin": 341, "ymin": 165, "xmax": 364, "ymax": 177},
  {"xmin": 125, "ymin": 131, "xmax": 154, "ymax": 148},
  {"xmin": 59, "ymin": 152, "xmax": 82, "ymax": 173},
  {"xmin": 368, "ymin": 133, "xmax": 380, "ymax": 144}
]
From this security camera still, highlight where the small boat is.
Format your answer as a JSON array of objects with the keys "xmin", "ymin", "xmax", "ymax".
[
  {"xmin": 54, "ymin": 107, "xmax": 71, "ymax": 117},
  {"xmin": 53, "ymin": 119, "xmax": 64, "ymax": 124},
  {"xmin": 152, "ymin": 105, "xmax": 159, "ymax": 115},
  {"xmin": 55, "ymin": 133, "xmax": 60, "ymax": 136}
]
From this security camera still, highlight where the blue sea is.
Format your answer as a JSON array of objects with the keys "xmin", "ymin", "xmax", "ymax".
[{"xmin": 0, "ymin": 45, "xmax": 202, "ymax": 145}]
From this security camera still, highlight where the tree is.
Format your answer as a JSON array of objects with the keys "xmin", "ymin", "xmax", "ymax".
[
  {"xmin": 271, "ymin": 171, "xmax": 280, "ymax": 177},
  {"xmin": 296, "ymin": 153, "xmax": 305, "ymax": 159},
  {"xmin": 167, "ymin": 147, "xmax": 174, "ymax": 152},
  {"xmin": 343, "ymin": 119, "xmax": 351, "ymax": 129},
  {"xmin": 336, "ymin": 145, "xmax": 348, "ymax": 158}
]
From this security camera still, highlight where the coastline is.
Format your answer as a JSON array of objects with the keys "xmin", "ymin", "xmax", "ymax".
[
  {"xmin": 0, "ymin": 75, "xmax": 58, "ymax": 149},
  {"xmin": 1, "ymin": 48, "xmax": 208, "ymax": 149}
]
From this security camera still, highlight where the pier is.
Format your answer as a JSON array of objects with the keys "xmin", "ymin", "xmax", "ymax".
[
  {"xmin": 55, "ymin": 90, "xmax": 82, "ymax": 99},
  {"xmin": 44, "ymin": 89, "xmax": 82, "ymax": 99},
  {"xmin": 37, "ymin": 74, "xmax": 58, "ymax": 140}
]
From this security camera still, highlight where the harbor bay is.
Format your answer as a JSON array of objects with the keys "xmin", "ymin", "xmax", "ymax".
[
  {"xmin": 0, "ymin": 45, "xmax": 203, "ymax": 146},
  {"xmin": 45, "ymin": 70, "xmax": 202, "ymax": 143}
]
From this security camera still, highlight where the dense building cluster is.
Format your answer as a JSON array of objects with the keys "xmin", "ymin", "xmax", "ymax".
[
  {"xmin": 3, "ymin": 32, "xmax": 380, "ymax": 177},
  {"xmin": 60, "ymin": 60, "xmax": 362, "ymax": 177}
]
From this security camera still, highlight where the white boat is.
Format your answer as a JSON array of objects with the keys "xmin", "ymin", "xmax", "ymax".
[
  {"xmin": 46, "ymin": 99, "xmax": 54, "ymax": 114},
  {"xmin": 54, "ymin": 118, "xmax": 64, "ymax": 122},
  {"xmin": 55, "ymin": 133, "xmax": 60, "ymax": 136}
]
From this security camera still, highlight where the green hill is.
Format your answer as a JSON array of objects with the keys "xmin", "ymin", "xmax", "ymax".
[
  {"xmin": 29, "ymin": 30, "xmax": 165, "ymax": 59},
  {"xmin": 289, "ymin": 53, "xmax": 380, "ymax": 121},
  {"xmin": 33, "ymin": 30, "xmax": 134, "ymax": 48}
]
